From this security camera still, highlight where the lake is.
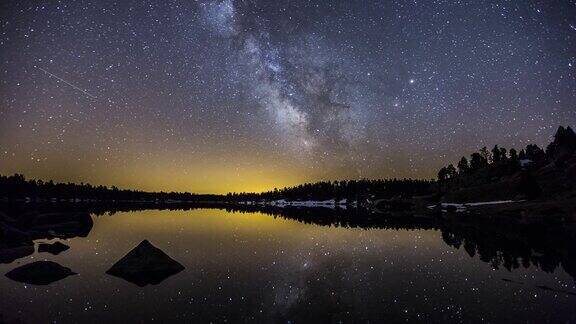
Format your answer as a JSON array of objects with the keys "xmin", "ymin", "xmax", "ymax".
[{"xmin": 1, "ymin": 208, "xmax": 575, "ymax": 323}]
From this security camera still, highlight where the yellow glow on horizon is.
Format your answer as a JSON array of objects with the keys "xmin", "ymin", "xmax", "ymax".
[
  {"xmin": 2, "ymin": 154, "xmax": 307, "ymax": 194},
  {"xmin": 0, "ymin": 132, "xmax": 439, "ymax": 193}
]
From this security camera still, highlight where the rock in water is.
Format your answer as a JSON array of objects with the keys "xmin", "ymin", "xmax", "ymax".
[
  {"xmin": 0, "ymin": 244, "xmax": 34, "ymax": 264},
  {"xmin": 0, "ymin": 221, "xmax": 35, "ymax": 264},
  {"xmin": 5, "ymin": 261, "xmax": 76, "ymax": 285},
  {"xmin": 106, "ymin": 240, "xmax": 185, "ymax": 287},
  {"xmin": 38, "ymin": 242, "xmax": 70, "ymax": 255},
  {"xmin": 24, "ymin": 212, "xmax": 93, "ymax": 239}
]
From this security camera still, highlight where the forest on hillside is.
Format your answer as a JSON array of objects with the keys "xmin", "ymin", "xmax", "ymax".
[
  {"xmin": 436, "ymin": 126, "xmax": 576, "ymax": 201},
  {"xmin": 2, "ymin": 126, "xmax": 573, "ymax": 204}
]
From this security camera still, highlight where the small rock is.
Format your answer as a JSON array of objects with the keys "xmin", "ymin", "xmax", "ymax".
[
  {"xmin": 38, "ymin": 242, "xmax": 70, "ymax": 255},
  {"xmin": 5, "ymin": 261, "xmax": 76, "ymax": 285},
  {"xmin": 106, "ymin": 240, "xmax": 185, "ymax": 287}
]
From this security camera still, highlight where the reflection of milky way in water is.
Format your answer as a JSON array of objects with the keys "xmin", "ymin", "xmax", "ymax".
[{"xmin": 0, "ymin": 209, "xmax": 575, "ymax": 323}]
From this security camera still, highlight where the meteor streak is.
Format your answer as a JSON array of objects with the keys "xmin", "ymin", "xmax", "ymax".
[{"xmin": 35, "ymin": 66, "xmax": 97, "ymax": 99}]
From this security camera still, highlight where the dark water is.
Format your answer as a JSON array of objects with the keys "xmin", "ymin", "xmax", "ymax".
[{"xmin": 1, "ymin": 208, "xmax": 575, "ymax": 323}]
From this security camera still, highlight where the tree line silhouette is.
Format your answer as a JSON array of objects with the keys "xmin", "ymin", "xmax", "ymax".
[
  {"xmin": 225, "ymin": 179, "xmax": 435, "ymax": 202},
  {"xmin": 0, "ymin": 174, "xmax": 434, "ymax": 203},
  {"xmin": 438, "ymin": 143, "xmax": 545, "ymax": 181},
  {"xmin": 3, "ymin": 126, "xmax": 572, "ymax": 203},
  {"xmin": 437, "ymin": 125, "xmax": 576, "ymax": 182},
  {"xmin": 0, "ymin": 174, "xmax": 220, "ymax": 202}
]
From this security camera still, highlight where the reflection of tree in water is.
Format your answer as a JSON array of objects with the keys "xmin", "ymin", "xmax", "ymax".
[
  {"xmin": 2, "ymin": 202, "xmax": 575, "ymax": 281},
  {"xmin": 230, "ymin": 204, "xmax": 576, "ymax": 282},
  {"xmin": 440, "ymin": 221, "xmax": 576, "ymax": 281}
]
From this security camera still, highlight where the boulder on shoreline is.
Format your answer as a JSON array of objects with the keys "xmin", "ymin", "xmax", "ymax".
[
  {"xmin": 22, "ymin": 212, "xmax": 94, "ymax": 239},
  {"xmin": 1, "ymin": 211, "xmax": 91, "ymax": 263},
  {"xmin": 0, "ymin": 244, "xmax": 35, "ymax": 264},
  {"xmin": 38, "ymin": 241, "xmax": 70, "ymax": 255},
  {"xmin": 5, "ymin": 261, "xmax": 76, "ymax": 285},
  {"xmin": 1, "ymin": 211, "xmax": 94, "ymax": 241},
  {"xmin": 0, "ymin": 221, "xmax": 34, "ymax": 264},
  {"xmin": 106, "ymin": 240, "xmax": 185, "ymax": 287}
]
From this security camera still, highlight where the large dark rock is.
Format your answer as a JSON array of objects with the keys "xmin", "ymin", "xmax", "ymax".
[
  {"xmin": 5, "ymin": 261, "xmax": 76, "ymax": 285},
  {"xmin": 106, "ymin": 240, "xmax": 185, "ymax": 287},
  {"xmin": 38, "ymin": 241, "xmax": 70, "ymax": 255}
]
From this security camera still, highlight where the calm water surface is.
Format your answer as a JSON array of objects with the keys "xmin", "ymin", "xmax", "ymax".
[{"xmin": 1, "ymin": 209, "xmax": 575, "ymax": 323}]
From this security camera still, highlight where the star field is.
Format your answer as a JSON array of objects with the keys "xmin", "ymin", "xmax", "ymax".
[{"xmin": 1, "ymin": 0, "xmax": 575, "ymax": 192}]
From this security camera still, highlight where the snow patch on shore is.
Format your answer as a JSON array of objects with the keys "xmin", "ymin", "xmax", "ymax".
[
  {"xmin": 427, "ymin": 200, "xmax": 523, "ymax": 212},
  {"xmin": 239, "ymin": 199, "xmax": 355, "ymax": 209}
]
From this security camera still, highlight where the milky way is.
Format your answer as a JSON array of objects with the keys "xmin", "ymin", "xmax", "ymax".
[
  {"xmin": 201, "ymin": 0, "xmax": 368, "ymax": 157},
  {"xmin": 1, "ymin": 0, "xmax": 575, "ymax": 192}
]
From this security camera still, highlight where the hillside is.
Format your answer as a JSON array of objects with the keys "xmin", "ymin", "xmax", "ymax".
[{"xmin": 438, "ymin": 126, "xmax": 576, "ymax": 202}]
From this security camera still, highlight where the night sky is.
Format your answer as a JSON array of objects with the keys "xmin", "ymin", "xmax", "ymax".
[{"xmin": 1, "ymin": 0, "xmax": 575, "ymax": 193}]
